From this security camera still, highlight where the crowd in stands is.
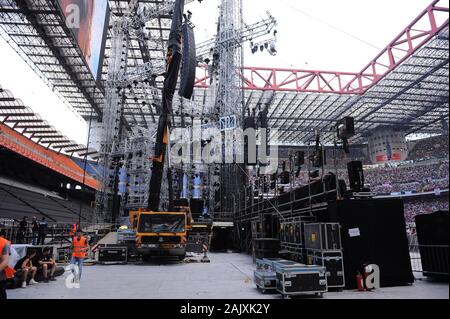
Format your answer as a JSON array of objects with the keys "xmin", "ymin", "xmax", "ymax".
[
  {"xmin": 364, "ymin": 161, "xmax": 449, "ymax": 194},
  {"xmin": 403, "ymin": 198, "xmax": 449, "ymax": 223},
  {"xmin": 407, "ymin": 135, "xmax": 449, "ymax": 162}
]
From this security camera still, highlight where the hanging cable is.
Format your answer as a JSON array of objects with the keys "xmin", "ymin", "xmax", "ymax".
[
  {"xmin": 278, "ymin": 0, "xmax": 383, "ymax": 51},
  {"xmin": 79, "ymin": 109, "xmax": 94, "ymax": 227}
]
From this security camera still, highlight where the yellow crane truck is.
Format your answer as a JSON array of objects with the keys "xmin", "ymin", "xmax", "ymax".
[
  {"xmin": 128, "ymin": 0, "xmax": 208, "ymax": 261},
  {"xmin": 130, "ymin": 209, "xmax": 193, "ymax": 261}
]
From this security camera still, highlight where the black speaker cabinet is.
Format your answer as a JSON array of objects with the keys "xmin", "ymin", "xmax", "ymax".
[
  {"xmin": 189, "ymin": 199, "xmax": 204, "ymax": 219},
  {"xmin": 243, "ymin": 117, "xmax": 257, "ymax": 165},
  {"xmin": 179, "ymin": 23, "xmax": 196, "ymax": 99},
  {"xmin": 347, "ymin": 161, "xmax": 364, "ymax": 190},
  {"xmin": 415, "ymin": 211, "xmax": 449, "ymax": 278},
  {"xmin": 318, "ymin": 199, "xmax": 414, "ymax": 289},
  {"xmin": 280, "ymin": 171, "xmax": 290, "ymax": 184}
]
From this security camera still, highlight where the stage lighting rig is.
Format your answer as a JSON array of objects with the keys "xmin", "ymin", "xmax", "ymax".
[{"xmin": 250, "ymin": 36, "xmax": 278, "ymax": 56}]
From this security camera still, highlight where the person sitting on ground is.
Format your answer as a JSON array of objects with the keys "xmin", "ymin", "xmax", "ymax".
[
  {"xmin": 37, "ymin": 247, "xmax": 57, "ymax": 282},
  {"xmin": 14, "ymin": 249, "xmax": 38, "ymax": 288}
]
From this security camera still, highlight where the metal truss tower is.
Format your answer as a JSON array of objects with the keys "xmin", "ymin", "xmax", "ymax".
[
  {"xmin": 215, "ymin": 0, "xmax": 244, "ymax": 119},
  {"xmin": 213, "ymin": 0, "xmax": 245, "ymax": 214},
  {"xmin": 94, "ymin": 19, "xmax": 130, "ymax": 223}
]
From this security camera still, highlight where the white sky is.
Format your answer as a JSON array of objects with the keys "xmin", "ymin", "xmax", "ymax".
[
  {"xmin": 0, "ymin": 0, "xmax": 439, "ymax": 145},
  {"xmin": 0, "ymin": 36, "xmax": 88, "ymax": 144}
]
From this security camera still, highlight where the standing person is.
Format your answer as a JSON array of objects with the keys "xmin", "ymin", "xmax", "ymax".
[
  {"xmin": 37, "ymin": 217, "xmax": 48, "ymax": 246},
  {"xmin": 70, "ymin": 229, "xmax": 88, "ymax": 283},
  {"xmin": 37, "ymin": 247, "xmax": 57, "ymax": 282},
  {"xmin": 14, "ymin": 249, "xmax": 38, "ymax": 288},
  {"xmin": 17, "ymin": 217, "xmax": 28, "ymax": 244},
  {"xmin": 31, "ymin": 217, "xmax": 39, "ymax": 245},
  {"xmin": 0, "ymin": 231, "xmax": 15, "ymax": 299}
]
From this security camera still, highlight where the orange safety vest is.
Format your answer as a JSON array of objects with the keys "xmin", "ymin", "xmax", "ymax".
[
  {"xmin": 0, "ymin": 237, "xmax": 16, "ymax": 280},
  {"xmin": 72, "ymin": 236, "xmax": 88, "ymax": 258}
]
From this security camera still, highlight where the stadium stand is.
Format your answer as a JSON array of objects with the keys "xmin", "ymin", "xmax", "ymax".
[
  {"xmin": 0, "ymin": 183, "xmax": 91, "ymax": 223},
  {"xmin": 404, "ymin": 196, "xmax": 449, "ymax": 223},
  {"xmin": 365, "ymin": 161, "xmax": 449, "ymax": 194},
  {"xmin": 0, "ymin": 122, "xmax": 98, "ymax": 189},
  {"xmin": 407, "ymin": 135, "xmax": 449, "ymax": 162},
  {"xmin": 72, "ymin": 158, "xmax": 103, "ymax": 180}
]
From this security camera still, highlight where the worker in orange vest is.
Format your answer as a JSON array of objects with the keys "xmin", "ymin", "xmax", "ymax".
[
  {"xmin": 70, "ymin": 229, "xmax": 88, "ymax": 283},
  {"xmin": 0, "ymin": 232, "xmax": 16, "ymax": 299}
]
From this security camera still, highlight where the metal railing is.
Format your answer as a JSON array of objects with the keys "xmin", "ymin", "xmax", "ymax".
[{"xmin": 408, "ymin": 233, "xmax": 449, "ymax": 278}]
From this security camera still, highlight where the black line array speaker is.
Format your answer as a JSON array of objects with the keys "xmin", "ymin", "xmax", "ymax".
[
  {"xmin": 243, "ymin": 117, "xmax": 257, "ymax": 165},
  {"xmin": 415, "ymin": 211, "xmax": 449, "ymax": 278},
  {"xmin": 337, "ymin": 117, "xmax": 355, "ymax": 140},
  {"xmin": 319, "ymin": 199, "xmax": 414, "ymax": 289},
  {"xmin": 179, "ymin": 23, "xmax": 196, "ymax": 100}
]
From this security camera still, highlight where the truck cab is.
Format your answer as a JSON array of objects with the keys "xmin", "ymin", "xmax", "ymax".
[{"xmin": 130, "ymin": 208, "xmax": 192, "ymax": 260}]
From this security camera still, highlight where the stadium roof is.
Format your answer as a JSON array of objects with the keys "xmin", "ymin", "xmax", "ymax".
[
  {"xmin": 0, "ymin": 83, "xmax": 99, "ymax": 159},
  {"xmin": 0, "ymin": 0, "xmax": 448, "ymax": 146}
]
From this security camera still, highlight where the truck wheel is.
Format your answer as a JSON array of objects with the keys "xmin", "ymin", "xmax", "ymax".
[{"xmin": 178, "ymin": 255, "xmax": 186, "ymax": 261}]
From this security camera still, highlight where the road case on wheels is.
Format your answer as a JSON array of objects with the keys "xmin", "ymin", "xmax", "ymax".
[
  {"xmin": 274, "ymin": 261, "xmax": 327, "ymax": 298},
  {"xmin": 97, "ymin": 245, "xmax": 128, "ymax": 265},
  {"xmin": 254, "ymin": 270, "xmax": 277, "ymax": 293}
]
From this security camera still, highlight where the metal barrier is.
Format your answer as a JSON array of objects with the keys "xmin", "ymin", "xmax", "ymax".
[
  {"xmin": 0, "ymin": 221, "xmax": 122, "ymax": 246},
  {"xmin": 409, "ymin": 233, "xmax": 449, "ymax": 278}
]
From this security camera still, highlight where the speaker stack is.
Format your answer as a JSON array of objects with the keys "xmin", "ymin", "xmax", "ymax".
[{"xmin": 179, "ymin": 23, "xmax": 196, "ymax": 100}]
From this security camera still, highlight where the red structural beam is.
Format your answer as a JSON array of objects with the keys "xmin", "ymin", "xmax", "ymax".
[{"xmin": 194, "ymin": 0, "xmax": 449, "ymax": 95}]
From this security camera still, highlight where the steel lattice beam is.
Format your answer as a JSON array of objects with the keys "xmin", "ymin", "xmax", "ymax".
[{"xmin": 194, "ymin": 0, "xmax": 448, "ymax": 95}]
